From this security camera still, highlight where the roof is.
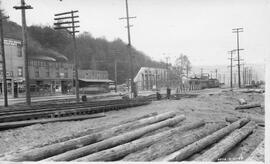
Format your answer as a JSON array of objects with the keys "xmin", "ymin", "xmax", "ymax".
[
  {"xmin": 30, "ymin": 55, "xmax": 57, "ymax": 62},
  {"xmin": 79, "ymin": 79, "xmax": 114, "ymax": 83}
]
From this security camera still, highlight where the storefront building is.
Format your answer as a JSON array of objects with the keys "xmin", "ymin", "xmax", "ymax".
[{"xmin": 1, "ymin": 38, "xmax": 73, "ymax": 98}]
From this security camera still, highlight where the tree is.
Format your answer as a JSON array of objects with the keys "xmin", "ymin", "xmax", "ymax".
[{"xmin": 174, "ymin": 54, "xmax": 192, "ymax": 84}]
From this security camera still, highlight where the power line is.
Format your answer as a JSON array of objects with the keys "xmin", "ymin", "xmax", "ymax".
[
  {"xmin": 13, "ymin": 0, "xmax": 33, "ymax": 106},
  {"xmin": 54, "ymin": 10, "xmax": 80, "ymax": 102},
  {"xmin": 119, "ymin": 0, "xmax": 137, "ymax": 98},
  {"xmin": 228, "ymin": 50, "xmax": 235, "ymax": 90},
  {"xmin": 232, "ymin": 28, "xmax": 244, "ymax": 88}
]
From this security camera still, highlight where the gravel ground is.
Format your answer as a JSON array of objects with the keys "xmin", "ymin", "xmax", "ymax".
[{"xmin": 0, "ymin": 88, "xmax": 265, "ymax": 161}]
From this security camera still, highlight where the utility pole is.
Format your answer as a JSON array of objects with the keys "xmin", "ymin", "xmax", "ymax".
[
  {"xmin": 250, "ymin": 67, "xmax": 253, "ymax": 84},
  {"xmin": 165, "ymin": 56, "xmax": 170, "ymax": 86},
  {"xmin": 241, "ymin": 62, "xmax": 245, "ymax": 86},
  {"xmin": 54, "ymin": 10, "xmax": 80, "ymax": 102},
  {"xmin": 228, "ymin": 50, "xmax": 234, "ymax": 90},
  {"xmin": 119, "ymin": 0, "xmax": 137, "ymax": 98},
  {"xmin": 14, "ymin": 0, "xmax": 33, "ymax": 106},
  {"xmin": 232, "ymin": 28, "xmax": 243, "ymax": 88},
  {"xmin": 114, "ymin": 59, "xmax": 117, "ymax": 92},
  {"xmin": 0, "ymin": 10, "xmax": 9, "ymax": 107}
]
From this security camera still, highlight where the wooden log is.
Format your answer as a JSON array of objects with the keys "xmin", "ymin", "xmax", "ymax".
[
  {"xmin": 74, "ymin": 120, "xmax": 205, "ymax": 162},
  {"xmin": 225, "ymin": 116, "xmax": 241, "ymax": 123},
  {"xmin": 226, "ymin": 111, "xmax": 264, "ymax": 124},
  {"xmin": 160, "ymin": 118, "xmax": 250, "ymax": 161},
  {"xmin": 245, "ymin": 140, "xmax": 264, "ymax": 161},
  {"xmin": 43, "ymin": 114, "xmax": 186, "ymax": 161},
  {"xmin": 194, "ymin": 121, "xmax": 257, "ymax": 161},
  {"xmin": 2, "ymin": 111, "xmax": 174, "ymax": 161},
  {"xmin": 122, "ymin": 123, "xmax": 227, "ymax": 161},
  {"xmin": 235, "ymin": 103, "xmax": 261, "ymax": 110}
]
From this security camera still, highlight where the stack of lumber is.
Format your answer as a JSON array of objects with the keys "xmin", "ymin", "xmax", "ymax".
[{"xmin": 0, "ymin": 112, "xmax": 260, "ymax": 162}]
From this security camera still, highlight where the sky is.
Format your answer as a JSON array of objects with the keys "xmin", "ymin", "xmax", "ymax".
[{"xmin": 1, "ymin": 0, "xmax": 270, "ymax": 66}]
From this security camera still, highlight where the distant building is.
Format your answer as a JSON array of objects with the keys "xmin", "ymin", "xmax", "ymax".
[
  {"xmin": 78, "ymin": 69, "xmax": 113, "ymax": 94},
  {"xmin": 134, "ymin": 67, "xmax": 168, "ymax": 91},
  {"xmin": 28, "ymin": 58, "xmax": 74, "ymax": 95}
]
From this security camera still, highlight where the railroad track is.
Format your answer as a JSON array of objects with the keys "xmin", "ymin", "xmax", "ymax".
[
  {"xmin": 0, "ymin": 99, "xmax": 126, "ymax": 116},
  {"xmin": 0, "ymin": 99, "xmax": 151, "ymax": 130}
]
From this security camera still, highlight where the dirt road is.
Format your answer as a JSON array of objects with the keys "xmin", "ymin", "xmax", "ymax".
[{"xmin": 0, "ymin": 88, "xmax": 264, "ymax": 161}]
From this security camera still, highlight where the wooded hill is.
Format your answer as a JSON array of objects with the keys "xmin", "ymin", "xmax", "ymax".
[{"xmin": 2, "ymin": 16, "xmax": 167, "ymax": 84}]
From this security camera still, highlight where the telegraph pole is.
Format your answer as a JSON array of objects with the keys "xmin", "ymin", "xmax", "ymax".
[
  {"xmin": 119, "ymin": 0, "xmax": 137, "ymax": 98},
  {"xmin": 54, "ymin": 10, "xmax": 80, "ymax": 102},
  {"xmin": 114, "ymin": 59, "xmax": 118, "ymax": 92},
  {"xmin": 228, "ymin": 50, "xmax": 234, "ymax": 90},
  {"xmin": 232, "ymin": 28, "xmax": 243, "ymax": 88},
  {"xmin": 241, "ymin": 62, "xmax": 245, "ymax": 86},
  {"xmin": 0, "ymin": 10, "xmax": 9, "ymax": 107},
  {"xmin": 14, "ymin": 0, "xmax": 33, "ymax": 105}
]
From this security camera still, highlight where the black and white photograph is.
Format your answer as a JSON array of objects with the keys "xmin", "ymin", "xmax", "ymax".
[{"xmin": 0, "ymin": 0, "xmax": 268, "ymax": 162}]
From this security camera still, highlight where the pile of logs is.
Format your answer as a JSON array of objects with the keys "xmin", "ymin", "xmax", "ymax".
[{"xmin": 0, "ymin": 111, "xmax": 260, "ymax": 162}]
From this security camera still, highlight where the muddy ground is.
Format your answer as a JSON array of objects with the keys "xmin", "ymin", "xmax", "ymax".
[{"xmin": 0, "ymin": 88, "xmax": 265, "ymax": 161}]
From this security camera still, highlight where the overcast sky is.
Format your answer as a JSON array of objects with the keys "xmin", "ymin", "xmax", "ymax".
[{"xmin": 2, "ymin": 0, "xmax": 270, "ymax": 66}]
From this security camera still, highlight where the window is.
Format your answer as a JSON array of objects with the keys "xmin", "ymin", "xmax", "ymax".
[
  {"xmin": 46, "ymin": 67, "xmax": 50, "ymax": 77},
  {"xmin": 64, "ymin": 68, "xmax": 68, "ymax": 78},
  {"xmin": 56, "ymin": 71, "xmax": 60, "ymax": 78},
  {"xmin": 17, "ymin": 67, "xmax": 23, "ymax": 77},
  {"xmin": 17, "ymin": 44, "xmax": 22, "ymax": 57},
  {"xmin": 46, "ymin": 71, "xmax": 50, "ymax": 77},
  {"xmin": 35, "ymin": 67, "xmax": 39, "ymax": 78}
]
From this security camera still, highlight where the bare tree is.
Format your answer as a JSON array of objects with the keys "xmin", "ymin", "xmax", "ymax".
[{"xmin": 174, "ymin": 54, "xmax": 192, "ymax": 84}]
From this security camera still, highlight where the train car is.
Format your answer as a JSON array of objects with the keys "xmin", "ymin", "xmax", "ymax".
[{"xmin": 189, "ymin": 77, "xmax": 220, "ymax": 89}]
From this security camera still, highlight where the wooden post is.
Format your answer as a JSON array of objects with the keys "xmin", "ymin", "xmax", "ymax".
[
  {"xmin": 0, "ymin": 11, "xmax": 9, "ymax": 106},
  {"xmin": 13, "ymin": 0, "xmax": 33, "ymax": 105}
]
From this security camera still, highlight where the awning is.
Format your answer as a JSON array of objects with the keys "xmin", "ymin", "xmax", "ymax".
[{"xmin": 79, "ymin": 78, "xmax": 114, "ymax": 83}]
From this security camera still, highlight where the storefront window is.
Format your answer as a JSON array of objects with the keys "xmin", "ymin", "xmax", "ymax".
[{"xmin": 17, "ymin": 67, "xmax": 23, "ymax": 77}]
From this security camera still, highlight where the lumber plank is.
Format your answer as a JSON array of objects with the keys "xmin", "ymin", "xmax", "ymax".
[
  {"xmin": 43, "ymin": 114, "xmax": 185, "ymax": 161},
  {"xmin": 1, "ymin": 112, "xmax": 175, "ymax": 161},
  {"xmin": 160, "ymin": 118, "xmax": 250, "ymax": 161},
  {"xmin": 74, "ymin": 119, "xmax": 205, "ymax": 161},
  {"xmin": 194, "ymin": 121, "xmax": 257, "ymax": 161}
]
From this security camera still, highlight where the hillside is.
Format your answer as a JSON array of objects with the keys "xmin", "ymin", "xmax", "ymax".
[{"xmin": 2, "ymin": 16, "xmax": 166, "ymax": 84}]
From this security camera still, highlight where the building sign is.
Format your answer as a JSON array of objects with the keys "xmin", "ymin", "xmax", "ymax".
[
  {"xmin": 0, "ymin": 71, "xmax": 13, "ymax": 77},
  {"xmin": 4, "ymin": 39, "xmax": 22, "ymax": 46}
]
